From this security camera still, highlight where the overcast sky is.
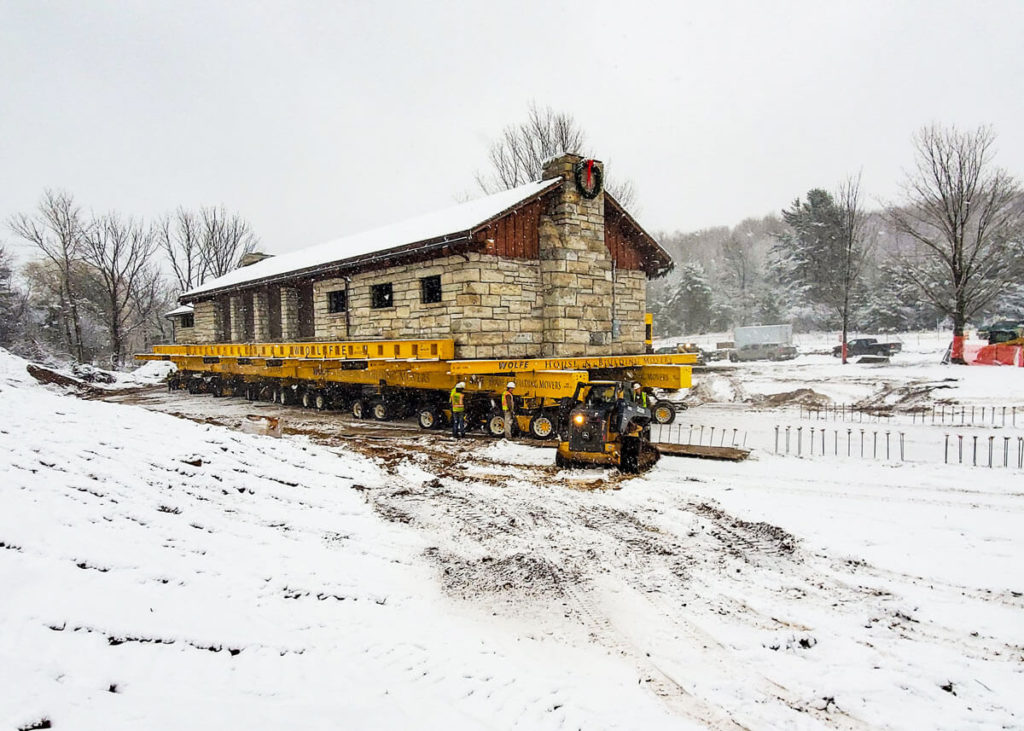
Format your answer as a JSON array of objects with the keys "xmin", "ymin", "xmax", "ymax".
[{"xmin": 3, "ymin": 0, "xmax": 1022, "ymax": 261}]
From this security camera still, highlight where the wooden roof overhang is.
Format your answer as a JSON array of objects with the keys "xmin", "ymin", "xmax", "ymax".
[{"xmin": 603, "ymin": 194, "xmax": 674, "ymax": 278}]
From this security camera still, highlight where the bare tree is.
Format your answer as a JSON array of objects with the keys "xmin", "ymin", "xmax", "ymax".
[
  {"xmin": 127, "ymin": 265, "xmax": 176, "ymax": 349},
  {"xmin": 157, "ymin": 207, "xmax": 204, "ymax": 293},
  {"xmin": 82, "ymin": 213, "xmax": 158, "ymax": 365},
  {"xmin": 887, "ymin": 125, "xmax": 1024, "ymax": 363},
  {"xmin": 833, "ymin": 174, "xmax": 873, "ymax": 363},
  {"xmin": 477, "ymin": 102, "xmax": 637, "ymax": 208},
  {"xmin": 8, "ymin": 190, "xmax": 87, "ymax": 360},
  {"xmin": 199, "ymin": 206, "xmax": 259, "ymax": 280}
]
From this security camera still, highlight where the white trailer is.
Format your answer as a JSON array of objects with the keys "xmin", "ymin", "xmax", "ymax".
[{"xmin": 733, "ymin": 324, "xmax": 793, "ymax": 348}]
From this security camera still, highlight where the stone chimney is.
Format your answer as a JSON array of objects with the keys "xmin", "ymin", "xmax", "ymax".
[{"xmin": 538, "ymin": 153, "xmax": 613, "ymax": 356}]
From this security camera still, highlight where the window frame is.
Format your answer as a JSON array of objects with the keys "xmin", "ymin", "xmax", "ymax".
[
  {"xmin": 370, "ymin": 282, "xmax": 394, "ymax": 309},
  {"xmin": 420, "ymin": 275, "xmax": 442, "ymax": 304},
  {"xmin": 180, "ymin": 313, "xmax": 195, "ymax": 328},
  {"xmin": 327, "ymin": 289, "xmax": 348, "ymax": 314}
]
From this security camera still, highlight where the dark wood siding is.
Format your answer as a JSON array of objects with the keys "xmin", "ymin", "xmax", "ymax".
[
  {"xmin": 604, "ymin": 208, "xmax": 646, "ymax": 271},
  {"xmin": 477, "ymin": 199, "xmax": 542, "ymax": 259}
]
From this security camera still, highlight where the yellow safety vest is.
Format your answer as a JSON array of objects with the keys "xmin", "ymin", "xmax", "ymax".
[
  {"xmin": 502, "ymin": 390, "xmax": 514, "ymax": 412},
  {"xmin": 450, "ymin": 388, "xmax": 465, "ymax": 412}
]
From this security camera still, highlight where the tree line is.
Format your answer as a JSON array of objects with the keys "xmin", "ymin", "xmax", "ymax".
[
  {"xmin": 0, "ymin": 191, "xmax": 256, "ymax": 366},
  {"xmin": 650, "ymin": 124, "xmax": 1024, "ymax": 363}
]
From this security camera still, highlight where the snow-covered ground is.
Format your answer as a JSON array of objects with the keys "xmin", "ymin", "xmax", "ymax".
[{"xmin": 3, "ymin": 343, "xmax": 1023, "ymax": 729}]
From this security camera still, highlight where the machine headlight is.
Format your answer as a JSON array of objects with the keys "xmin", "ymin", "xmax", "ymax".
[{"xmin": 573, "ymin": 413, "xmax": 585, "ymax": 425}]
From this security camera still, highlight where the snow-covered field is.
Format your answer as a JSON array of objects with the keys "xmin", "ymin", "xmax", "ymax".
[{"xmin": 2, "ymin": 341, "xmax": 1022, "ymax": 730}]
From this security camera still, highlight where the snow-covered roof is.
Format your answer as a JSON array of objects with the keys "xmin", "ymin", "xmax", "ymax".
[
  {"xmin": 165, "ymin": 304, "xmax": 195, "ymax": 318},
  {"xmin": 182, "ymin": 178, "xmax": 562, "ymax": 300}
]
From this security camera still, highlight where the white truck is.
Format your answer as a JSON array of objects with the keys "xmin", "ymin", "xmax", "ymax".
[{"xmin": 729, "ymin": 324, "xmax": 797, "ymax": 362}]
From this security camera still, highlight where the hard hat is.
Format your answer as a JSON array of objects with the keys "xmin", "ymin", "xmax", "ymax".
[
  {"xmin": 633, "ymin": 382, "xmax": 642, "ymax": 390},
  {"xmin": 507, "ymin": 381, "xmax": 515, "ymax": 389},
  {"xmin": 456, "ymin": 381, "xmax": 466, "ymax": 389}
]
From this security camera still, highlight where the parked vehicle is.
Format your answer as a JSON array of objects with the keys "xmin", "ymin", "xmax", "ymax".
[
  {"xmin": 832, "ymin": 338, "xmax": 902, "ymax": 358},
  {"xmin": 728, "ymin": 343, "xmax": 798, "ymax": 362}
]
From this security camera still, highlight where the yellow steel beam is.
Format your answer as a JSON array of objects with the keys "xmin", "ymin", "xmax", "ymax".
[
  {"xmin": 447, "ymin": 352, "xmax": 698, "ymax": 374},
  {"xmin": 637, "ymin": 365, "xmax": 692, "ymax": 390},
  {"xmin": 149, "ymin": 338, "xmax": 455, "ymax": 361}
]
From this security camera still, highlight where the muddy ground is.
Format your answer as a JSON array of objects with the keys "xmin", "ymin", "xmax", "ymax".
[{"xmin": 98, "ymin": 384, "xmax": 1024, "ymax": 728}]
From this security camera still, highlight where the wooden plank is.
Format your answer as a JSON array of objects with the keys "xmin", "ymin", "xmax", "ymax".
[{"xmin": 656, "ymin": 443, "xmax": 751, "ymax": 462}]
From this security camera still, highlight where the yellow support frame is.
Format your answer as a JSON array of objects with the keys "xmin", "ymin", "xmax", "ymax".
[
  {"xmin": 152, "ymin": 338, "xmax": 455, "ymax": 361},
  {"xmin": 136, "ymin": 338, "xmax": 693, "ymax": 399},
  {"xmin": 447, "ymin": 352, "xmax": 698, "ymax": 375}
]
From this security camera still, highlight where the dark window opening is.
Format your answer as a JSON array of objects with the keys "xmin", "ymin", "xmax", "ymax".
[
  {"xmin": 298, "ymin": 283, "xmax": 315, "ymax": 339},
  {"xmin": 420, "ymin": 275, "xmax": 442, "ymax": 304},
  {"xmin": 328, "ymin": 290, "xmax": 347, "ymax": 313},
  {"xmin": 180, "ymin": 314, "xmax": 194, "ymax": 328},
  {"xmin": 371, "ymin": 283, "xmax": 393, "ymax": 309}
]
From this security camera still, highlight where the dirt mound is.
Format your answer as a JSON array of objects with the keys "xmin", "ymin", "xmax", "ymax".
[
  {"xmin": 26, "ymin": 363, "xmax": 104, "ymax": 396},
  {"xmin": 854, "ymin": 379, "xmax": 957, "ymax": 412},
  {"xmin": 430, "ymin": 549, "xmax": 579, "ymax": 597},
  {"xmin": 756, "ymin": 388, "xmax": 832, "ymax": 408}
]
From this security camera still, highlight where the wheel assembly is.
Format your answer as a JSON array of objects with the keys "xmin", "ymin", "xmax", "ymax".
[
  {"xmin": 371, "ymin": 400, "xmax": 390, "ymax": 421},
  {"xmin": 652, "ymin": 400, "xmax": 677, "ymax": 425},
  {"xmin": 486, "ymin": 411, "xmax": 505, "ymax": 437},
  {"xmin": 529, "ymin": 413, "xmax": 555, "ymax": 439},
  {"xmin": 351, "ymin": 399, "xmax": 367, "ymax": 419},
  {"xmin": 418, "ymin": 407, "xmax": 442, "ymax": 429}
]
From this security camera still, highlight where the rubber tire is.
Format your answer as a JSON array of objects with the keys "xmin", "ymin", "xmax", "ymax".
[
  {"xmin": 418, "ymin": 407, "xmax": 442, "ymax": 430},
  {"xmin": 315, "ymin": 392, "xmax": 328, "ymax": 411},
  {"xmin": 729, "ymin": 352, "xmax": 738, "ymax": 362},
  {"xmin": 529, "ymin": 414, "xmax": 555, "ymax": 440},
  {"xmin": 486, "ymin": 411, "xmax": 506, "ymax": 438},
  {"xmin": 652, "ymin": 400, "xmax": 677, "ymax": 425},
  {"xmin": 352, "ymin": 399, "xmax": 367, "ymax": 419},
  {"xmin": 371, "ymin": 400, "xmax": 390, "ymax": 421},
  {"xmin": 278, "ymin": 387, "xmax": 291, "ymax": 405},
  {"xmin": 301, "ymin": 390, "xmax": 314, "ymax": 409}
]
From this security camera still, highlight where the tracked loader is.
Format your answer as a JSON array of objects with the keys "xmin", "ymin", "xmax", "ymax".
[{"xmin": 555, "ymin": 380, "xmax": 660, "ymax": 473}]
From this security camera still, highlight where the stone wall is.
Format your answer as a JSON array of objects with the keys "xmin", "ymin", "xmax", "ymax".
[
  {"xmin": 613, "ymin": 269, "xmax": 647, "ymax": 353},
  {"xmin": 172, "ymin": 322, "xmax": 198, "ymax": 344},
  {"xmin": 311, "ymin": 253, "xmax": 544, "ymax": 359},
  {"xmin": 192, "ymin": 300, "xmax": 222, "ymax": 344}
]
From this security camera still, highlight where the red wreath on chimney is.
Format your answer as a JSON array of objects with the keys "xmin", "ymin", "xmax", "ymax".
[{"xmin": 573, "ymin": 159, "xmax": 603, "ymax": 199}]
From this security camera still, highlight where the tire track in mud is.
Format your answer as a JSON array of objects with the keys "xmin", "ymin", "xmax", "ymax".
[{"xmin": 110, "ymin": 390, "xmax": 1019, "ymax": 726}]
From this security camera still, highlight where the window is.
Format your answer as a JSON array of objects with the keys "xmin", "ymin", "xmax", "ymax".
[
  {"xmin": 371, "ymin": 282, "xmax": 393, "ymax": 309},
  {"xmin": 180, "ymin": 313, "xmax": 195, "ymax": 328},
  {"xmin": 420, "ymin": 275, "xmax": 442, "ymax": 304},
  {"xmin": 327, "ymin": 289, "xmax": 347, "ymax": 314}
]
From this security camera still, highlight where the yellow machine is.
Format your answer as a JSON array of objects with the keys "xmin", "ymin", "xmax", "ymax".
[
  {"xmin": 137, "ymin": 338, "xmax": 695, "ymax": 439},
  {"xmin": 555, "ymin": 380, "xmax": 660, "ymax": 472}
]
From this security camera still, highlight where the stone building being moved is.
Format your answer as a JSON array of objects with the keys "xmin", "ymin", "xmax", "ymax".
[{"xmin": 171, "ymin": 154, "xmax": 672, "ymax": 359}]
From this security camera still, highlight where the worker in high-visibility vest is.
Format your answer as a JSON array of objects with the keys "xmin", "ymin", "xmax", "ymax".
[
  {"xmin": 632, "ymin": 382, "xmax": 648, "ymax": 408},
  {"xmin": 450, "ymin": 381, "xmax": 466, "ymax": 438},
  {"xmin": 502, "ymin": 381, "xmax": 516, "ymax": 440}
]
